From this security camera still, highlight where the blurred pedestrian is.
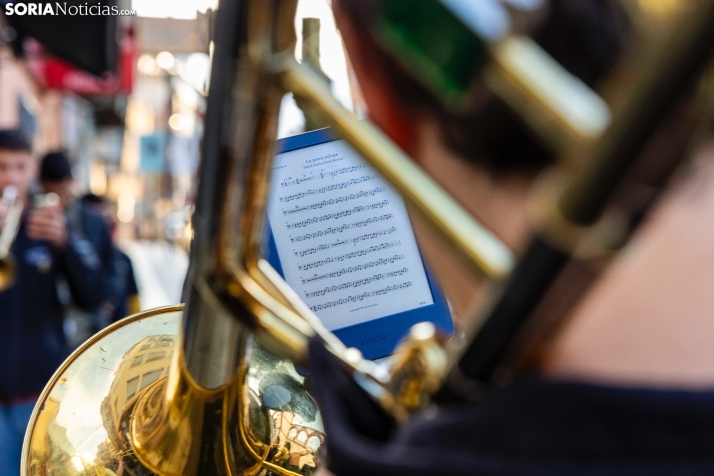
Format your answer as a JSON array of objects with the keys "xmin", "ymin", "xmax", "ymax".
[
  {"xmin": 82, "ymin": 193, "xmax": 141, "ymax": 323},
  {"xmin": 40, "ymin": 152, "xmax": 114, "ymax": 337},
  {"xmin": 0, "ymin": 130, "xmax": 104, "ymax": 476},
  {"xmin": 106, "ymin": 246, "xmax": 140, "ymax": 321}
]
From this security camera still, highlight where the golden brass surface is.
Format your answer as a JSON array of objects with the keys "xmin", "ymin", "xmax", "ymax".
[
  {"xmin": 21, "ymin": 0, "xmax": 430, "ymax": 473},
  {"xmin": 0, "ymin": 254, "xmax": 15, "ymax": 290},
  {"xmin": 279, "ymin": 60, "xmax": 515, "ymax": 281},
  {"xmin": 22, "ymin": 0, "xmax": 627, "ymax": 474},
  {"xmin": 23, "ymin": 307, "xmax": 324, "ymax": 475},
  {"xmin": 485, "ymin": 36, "xmax": 611, "ymax": 152},
  {"xmin": 387, "ymin": 323, "xmax": 449, "ymax": 412},
  {"xmin": 0, "ymin": 186, "xmax": 23, "ymax": 290}
]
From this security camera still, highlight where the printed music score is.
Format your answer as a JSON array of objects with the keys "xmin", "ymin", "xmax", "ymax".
[{"xmin": 266, "ymin": 140, "xmax": 434, "ymax": 330}]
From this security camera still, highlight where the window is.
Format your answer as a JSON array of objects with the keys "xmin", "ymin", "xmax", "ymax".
[
  {"xmin": 130, "ymin": 355, "xmax": 144, "ymax": 368},
  {"xmin": 126, "ymin": 377, "xmax": 139, "ymax": 399},
  {"xmin": 307, "ymin": 436, "xmax": 321, "ymax": 451},
  {"xmin": 146, "ymin": 351, "xmax": 166, "ymax": 363},
  {"xmin": 140, "ymin": 369, "xmax": 163, "ymax": 390}
]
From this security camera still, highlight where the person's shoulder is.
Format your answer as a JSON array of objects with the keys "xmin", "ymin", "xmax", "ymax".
[
  {"xmin": 114, "ymin": 248, "xmax": 131, "ymax": 263},
  {"xmin": 78, "ymin": 202, "xmax": 112, "ymax": 241},
  {"xmin": 79, "ymin": 201, "xmax": 106, "ymax": 224}
]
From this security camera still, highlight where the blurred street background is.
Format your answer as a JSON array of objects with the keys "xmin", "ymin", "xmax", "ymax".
[{"xmin": 0, "ymin": 0, "xmax": 357, "ymax": 345}]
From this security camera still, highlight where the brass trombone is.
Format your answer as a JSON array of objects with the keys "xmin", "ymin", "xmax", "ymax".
[
  {"xmin": 21, "ymin": 0, "xmax": 714, "ymax": 475},
  {"xmin": 0, "ymin": 189, "xmax": 60, "ymax": 290},
  {"xmin": 0, "ymin": 185, "xmax": 22, "ymax": 289}
]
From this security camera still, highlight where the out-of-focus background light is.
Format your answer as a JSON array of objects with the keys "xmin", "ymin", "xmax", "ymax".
[
  {"xmin": 131, "ymin": 0, "xmax": 218, "ymax": 19},
  {"xmin": 155, "ymin": 51, "xmax": 175, "ymax": 70},
  {"xmin": 0, "ymin": 0, "xmax": 359, "ymax": 337},
  {"xmin": 137, "ymin": 54, "xmax": 160, "ymax": 76},
  {"xmin": 168, "ymin": 113, "xmax": 186, "ymax": 131}
]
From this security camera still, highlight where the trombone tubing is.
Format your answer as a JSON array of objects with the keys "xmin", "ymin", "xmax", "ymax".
[
  {"xmin": 445, "ymin": 0, "xmax": 714, "ymax": 393},
  {"xmin": 280, "ymin": 61, "xmax": 515, "ymax": 281}
]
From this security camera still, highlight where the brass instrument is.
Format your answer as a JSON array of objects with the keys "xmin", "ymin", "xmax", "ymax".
[
  {"xmin": 21, "ymin": 0, "xmax": 714, "ymax": 474},
  {"xmin": 0, "ymin": 185, "xmax": 23, "ymax": 289},
  {"xmin": 0, "ymin": 189, "xmax": 60, "ymax": 290}
]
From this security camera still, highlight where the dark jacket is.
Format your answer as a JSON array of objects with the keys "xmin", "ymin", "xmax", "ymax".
[
  {"xmin": 67, "ymin": 200, "xmax": 114, "ymax": 301},
  {"xmin": 0, "ymin": 216, "xmax": 103, "ymax": 401},
  {"xmin": 309, "ymin": 338, "xmax": 714, "ymax": 476},
  {"xmin": 107, "ymin": 248, "xmax": 138, "ymax": 323}
]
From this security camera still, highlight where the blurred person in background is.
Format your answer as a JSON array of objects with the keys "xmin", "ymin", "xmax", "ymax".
[
  {"xmin": 104, "ymin": 244, "xmax": 140, "ymax": 322},
  {"xmin": 82, "ymin": 193, "xmax": 140, "ymax": 324},
  {"xmin": 40, "ymin": 152, "xmax": 114, "ymax": 337},
  {"xmin": 0, "ymin": 130, "xmax": 104, "ymax": 476},
  {"xmin": 309, "ymin": 1, "xmax": 714, "ymax": 475}
]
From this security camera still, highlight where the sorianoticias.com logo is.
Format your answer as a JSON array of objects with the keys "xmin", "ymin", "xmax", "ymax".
[{"xmin": 4, "ymin": 2, "xmax": 136, "ymax": 15}]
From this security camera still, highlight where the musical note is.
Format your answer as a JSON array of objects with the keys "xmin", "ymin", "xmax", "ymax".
[
  {"xmin": 348, "ymin": 227, "xmax": 398, "ymax": 245},
  {"xmin": 279, "ymin": 175, "xmax": 377, "ymax": 203},
  {"xmin": 282, "ymin": 187, "xmax": 385, "ymax": 215},
  {"xmin": 296, "ymin": 239, "xmax": 401, "ymax": 266},
  {"xmin": 294, "ymin": 229, "xmax": 398, "ymax": 258},
  {"xmin": 286, "ymin": 201, "xmax": 389, "ymax": 229},
  {"xmin": 301, "ymin": 255, "xmax": 405, "ymax": 283},
  {"xmin": 267, "ymin": 139, "xmax": 435, "ymax": 329},
  {"xmin": 309, "ymin": 282, "xmax": 414, "ymax": 312},
  {"xmin": 304, "ymin": 268, "xmax": 409, "ymax": 298},
  {"xmin": 280, "ymin": 174, "xmax": 321, "ymax": 187},
  {"xmin": 289, "ymin": 214, "xmax": 393, "ymax": 243},
  {"xmin": 280, "ymin": 165, "xmax": 368, "ymax": 187}
]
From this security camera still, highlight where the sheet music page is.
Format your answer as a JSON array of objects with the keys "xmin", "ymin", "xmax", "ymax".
[{"xmin": 267, "ymin": 139, "xmax": 434, "ymax": 330}]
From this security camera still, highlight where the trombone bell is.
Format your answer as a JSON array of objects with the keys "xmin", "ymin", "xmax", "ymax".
[{"xmin": 22, "ymin": 306, "xmax": 324, "ymax": 475}]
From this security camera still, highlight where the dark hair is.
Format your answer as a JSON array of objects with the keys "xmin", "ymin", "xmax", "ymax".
[
  {"xmin": 0, "ymin": 129, "xmax": 32, "ymax": 153},
  {"xmin": 40, "ymin": 151, "xmax": 73, "ymax": 182},
  {"xmin": 81, "ymin": 193, "xmax": 106, "ymax": 205},
  {"xmin": 340, "ymin": 0, "xmax": 629, "ymax": 174}
]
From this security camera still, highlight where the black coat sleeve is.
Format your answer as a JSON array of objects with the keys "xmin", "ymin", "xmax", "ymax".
[
  {"xmin": 79, "ymin": 206, "xmax": 115, "ymax": 301},
  {"xmin": 57, "ymin": 225, "xmax": 105, "ymax": 310}
]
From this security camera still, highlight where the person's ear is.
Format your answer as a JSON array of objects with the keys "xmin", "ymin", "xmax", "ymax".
[{"xmin": 333, "ymin": 2, "xmax": 416, "ymax": 153}]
